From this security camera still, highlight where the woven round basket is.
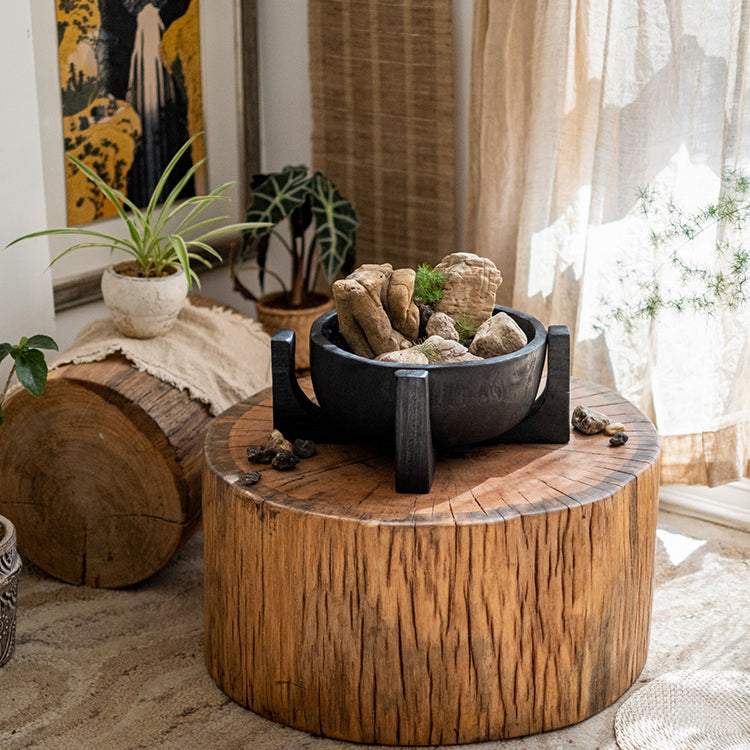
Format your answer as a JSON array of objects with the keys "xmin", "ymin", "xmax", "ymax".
[
  {"xmin": 615, "ymin": 669, "xmax": 750, "ymax": 750},
  {"xmin": 255, "ymin": 292, "xmax": 333, "ymax": 370}
]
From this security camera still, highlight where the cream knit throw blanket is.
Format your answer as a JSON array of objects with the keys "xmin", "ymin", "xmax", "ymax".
[{"xmin": 51, "ymin": 300, "xmax": 272, "ymax": 415}]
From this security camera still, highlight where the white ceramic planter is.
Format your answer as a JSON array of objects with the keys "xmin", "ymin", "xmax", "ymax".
[
  {"xmin": 101, "ymin": 264, "xmax": 188, "ymax": 338},
  {"xmin": 0, "ymin": 514, "xmax": 22, "ymax": 667}
]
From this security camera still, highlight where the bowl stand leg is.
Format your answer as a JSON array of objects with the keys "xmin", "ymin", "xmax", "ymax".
[
  {"xmin": 394, "ymin": 369, "xmax": 435, "ymax": 493},
  {"xmin": 496, "ymin": 324, "xmax": 570, "ymax": 444}
]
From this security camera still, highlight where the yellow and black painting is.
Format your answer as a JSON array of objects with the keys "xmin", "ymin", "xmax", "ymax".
[{"xmin": 57, "ymin": 0, "xmax": 205, "ymax": 225}]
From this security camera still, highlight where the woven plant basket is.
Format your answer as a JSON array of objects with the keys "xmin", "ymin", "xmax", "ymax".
[
  {"xmin": 255, "ymin": 292, "xmax": 334, "ymax": 371},
  {"xmin": 0, "ymin": 515, "xmax": 22, "ymax": 667}
]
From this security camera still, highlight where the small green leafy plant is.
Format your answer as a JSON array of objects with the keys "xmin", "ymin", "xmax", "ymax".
[
  {"xmin": 599, "ymin": 169, "xmax": 750, "ymax": 331},
  {"xmin": 8, "ymin": 133, "xmax": 268, "ymax": 288},
  {"xmin": 453, "ymin": 314, "xmax": 481, "ymax": 346},
  {"xmin": 413, "ymin": 339, "xmax": 438, "ymax": 362},
  {"xmin": 414, "ymin": 263, "xmax": 447, "ymax": 306},
  {"xmin": 231, "ymin": 165, "xmax": 359, "ymax": 308},
  {"xmin": 0, "ymin": 335, "xmax": 58, "ymax": 427}
]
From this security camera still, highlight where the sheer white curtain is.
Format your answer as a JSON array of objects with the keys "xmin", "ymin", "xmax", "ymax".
[{"xmin": 466, "ymin": 0, "xmax": 750, "ymax": 485}]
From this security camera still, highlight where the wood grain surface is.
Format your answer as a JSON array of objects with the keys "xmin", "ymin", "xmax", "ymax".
[
  {"xmin": 0, "ymin": 354, "xmax": 210, "ymax": 588},
  {"xmin": 203, "ymin": 378, "xmax": 661, "ymax": 745}
]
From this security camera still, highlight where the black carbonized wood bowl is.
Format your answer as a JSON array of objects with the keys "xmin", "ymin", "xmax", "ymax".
[{"xmin": 308, "ymin": 305, "xmax": 547, "ymax": 448}]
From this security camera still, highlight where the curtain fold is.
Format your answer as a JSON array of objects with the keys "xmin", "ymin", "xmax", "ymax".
[
  {"xmin": 465, "ymin": 0, "xmax": 539, "ymax": 306},
  {"xmin": 308, "ymin": 0, "xmax": 457, "ymax": 271},
  {"xmin": 467, "ymin": 0, "xmax": 750, "ymax": 485}
]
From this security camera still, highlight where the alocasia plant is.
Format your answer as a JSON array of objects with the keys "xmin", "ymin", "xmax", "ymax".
[{"xmin": 231, "ymin": 165, "xmax": 359, "ymax": 308}]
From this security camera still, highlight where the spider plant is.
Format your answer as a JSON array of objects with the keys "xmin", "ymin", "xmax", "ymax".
[{"xmin": 8, "ymin": 133, "xmax": 268, "ymax": 288}]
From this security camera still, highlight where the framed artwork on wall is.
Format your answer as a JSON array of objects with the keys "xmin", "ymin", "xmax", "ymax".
[
  {"xmin": 58, "ymin": 0, "xmax": 207, "ymax": 226},
  {"xmin": 31, "ymin": 0, "xmax": 259, "ymax": 310}
]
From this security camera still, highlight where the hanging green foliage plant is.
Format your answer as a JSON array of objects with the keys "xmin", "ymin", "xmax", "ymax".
[{"xmin": 599, "ymin": 169, "xmax": 750, "ymax": 332}]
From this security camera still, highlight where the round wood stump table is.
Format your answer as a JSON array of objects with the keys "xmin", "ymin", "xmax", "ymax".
[
  {"xmin": 203, "ymin": 378, "xmax": 661, "ymax": 746},
  {"xmin": 0, "ymin": 296, "xmax": 235, "ymax": 588},
  {"xmin": 0, "ymin": 354, "xmax": 209, "ymax": 588}
]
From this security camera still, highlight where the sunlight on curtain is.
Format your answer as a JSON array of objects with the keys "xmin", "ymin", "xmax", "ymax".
[{"xmin": 466, "ymin": 0, "xmax": 750, "ymax": 485}]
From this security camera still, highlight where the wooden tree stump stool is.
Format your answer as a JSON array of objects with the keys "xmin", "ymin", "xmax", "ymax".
[
  {"xmin": 0, "ymin": 354, "xmax": 211, "ymax": 588},
  {"xmin": 203, "ymin": 378, "xmax": 661, "ymax": 745}
]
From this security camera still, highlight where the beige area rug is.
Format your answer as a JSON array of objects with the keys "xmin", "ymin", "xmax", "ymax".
[
  {"xmin": 615, "ymin": 669, "xmax": 750, "ymax": 749},
  {"xmin": 1, "ymin": 510, "xmax": 748, "ymax": 750}
]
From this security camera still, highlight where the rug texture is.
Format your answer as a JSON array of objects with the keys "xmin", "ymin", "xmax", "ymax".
[
  {"xmin": 0, "ymin": 510, "xmax": 748, "ymax": 749},
  {"xmin": 615, "ymin": 669, "xmax": 750, "ymax": 749}
]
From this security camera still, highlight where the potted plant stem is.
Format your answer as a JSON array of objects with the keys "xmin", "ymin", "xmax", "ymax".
[
  {"xmin": 0, "ymin": 333, "xmax": 58, "ymax": 666},
  {"xmin": 8, "ymin": 133, "xmax": 268, "ymax": 338},
  {"xmin": 230, "ymin": 165, "xmax": 359, "ymax": 368}
]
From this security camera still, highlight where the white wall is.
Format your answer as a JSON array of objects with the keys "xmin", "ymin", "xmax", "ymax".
[
  {"xmin": 4, "ymin": 0, "xmax": 472, "ymax": 355},
  {"xmin": 0, "ymin": 2, "xmax": 56, "ymax": 380},
  {"xmin": 256, "ymin": 0, "xmax": 313, "ymax": 171}
]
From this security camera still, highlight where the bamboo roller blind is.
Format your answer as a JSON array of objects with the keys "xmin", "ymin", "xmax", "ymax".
[{"xmin": 308, "ymin": 0, "xmax": 457, "ymax": 271}]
